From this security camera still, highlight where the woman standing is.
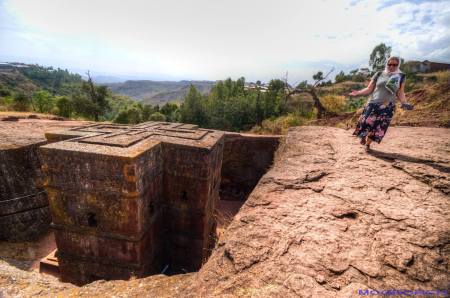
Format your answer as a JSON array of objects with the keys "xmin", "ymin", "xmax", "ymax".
[{"xmin": 349, "ymin": 56, "xmax": 413, "ymax": 151}]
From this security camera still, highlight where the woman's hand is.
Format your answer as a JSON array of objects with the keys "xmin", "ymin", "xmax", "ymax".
[
  {"xmin": 401, "ymin": 103, "xmax": 414, "ymax": 110},
  {"xmin": 349, "ymin": 79, "xmax": 376, "ymax": 97},
  {"xmin": 349, "ymin": 90, "xmax": 360, "ymax": 97}
]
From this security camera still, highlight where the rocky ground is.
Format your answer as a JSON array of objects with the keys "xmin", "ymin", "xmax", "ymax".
[
  {"xmin": 1, "ymin": 126, "xmax": 449, "ymax": 297},
  {"xmin": 0, "ymin": 114, "xmax": 87, "ymax": 150}
]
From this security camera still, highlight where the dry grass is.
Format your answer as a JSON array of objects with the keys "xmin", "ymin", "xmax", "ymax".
[
  {"xmin": 0, "ymin": 111, "xmax": 57, "ymax": 119},
  {"xmin": 319, "ymin": 81, "xmax": 366, "ymax": 95},
  {"xmin": 250, "ymin": 114, "xmax": 308, "ymax": 135},
  {"xmin": 320, "ymin": 94, "xmax": 347, "ymax": 114},
  {"xmin": 417, "ymin": 70, "xmax": 450, "ymax": 84},
  {"xmin": 434, "ymin": 70, "xmax": 450, "ymax": 84}
]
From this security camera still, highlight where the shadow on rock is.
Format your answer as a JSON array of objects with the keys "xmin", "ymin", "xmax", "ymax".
[{"xmin": 368, "ymin": 149, "xmax": 450, "ymax": 174}]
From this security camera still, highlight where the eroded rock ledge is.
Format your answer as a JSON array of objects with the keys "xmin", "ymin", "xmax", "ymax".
[
  {"xmin": 188, "ymin": 126, "xmax": 450, "ymax": 297},
  {"xmin": 1, "ymin": 126, "xmax": 449, "ymax": 297}
]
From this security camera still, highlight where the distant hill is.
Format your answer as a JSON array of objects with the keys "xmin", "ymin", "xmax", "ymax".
[
  {"xmin": 106, "ymin": 80, "xmax": 215, "ymax": 105},
  {"xmin": 0, "ymin": 63, "xmax": 83, "ymax": 96},
  {"xmin": 91, "ymin": 75, "xmax": 125, "ymax": 84}
]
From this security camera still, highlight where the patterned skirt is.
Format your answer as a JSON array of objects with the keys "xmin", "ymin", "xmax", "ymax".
[{"xmin": 353, "ymin": 102, "xmax": 395, "ymax": 144}]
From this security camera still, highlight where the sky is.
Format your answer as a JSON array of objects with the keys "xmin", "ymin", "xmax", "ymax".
[{"xmin": 0, "ymin": 0, "xmax": 449, "ymax": 83}]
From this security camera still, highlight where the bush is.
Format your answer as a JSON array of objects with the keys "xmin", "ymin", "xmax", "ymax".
[
  {"xmin": 296, "ymin": 101, "xmax": 315, "ymax": 118},
  {"xmin": 351, "ymin": 74, "xmax": 367, "ymax": 82},
  {"xmin": 435, "ymin": 71, "xmax": 450, "ymax": 84},
  {"xmin": 32, "ymin": 90, "xmax": 54, "ymax": 113},
  {"xmin": 251, "ymin": 114, "xmax": 306, "ymax": 135},
  {"xmin": 12, "ymin": 92, "xmax": 30, "ymax": 111},
  {"xmin": 56, "ymin": 96, "xmax": 73, "ymax": 118},
  {"xmin": 0, "ymin": 86, "xmax": 11, "ymax": 97},
  {"xmin": 114, "ymin": 108, "xmax": 142, "ymax": 124},
  {"xmin": 346, "ymin": 97, "xmax": 366, "ymax": 111},
  {"xmin": 149, "ymin": 112, "xmax": 166, "ymax": 121},
  {"xmin": 320, "ymin": 95, "xmax": 347, "ymax": 114}
]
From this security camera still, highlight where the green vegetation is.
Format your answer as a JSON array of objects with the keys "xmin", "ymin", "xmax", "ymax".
[
  {"xmin": 0, "ymin": 64, "xmax": 166, "ymax": 122},
  {"xmin": 335, "ymin": 69, "xmax": 366, "ymax": 83},
  {"xmin": 20, "ymin": 65, "xmax": 83, "ymax": 94},
  {"xmin": 178, "ymin": 78, "xmax": 290, "ymax": 131},
  {"xmin": 0, "ymin": 63, "xmax": 370, "ymax": 132},
  {"xmin": 369, "ymin": 43, "xmax": 391, "ymax": 72},
  {"xmin": 2, "ymin": 43, "xmax": 446, "ymax": 133},
  {"xmin": 107, "ymin": 80, "xmax": 214, "ymax": 105}
]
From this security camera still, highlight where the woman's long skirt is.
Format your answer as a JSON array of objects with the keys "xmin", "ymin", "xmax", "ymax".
[{"xmin": 353, "ymin": 102, "xmax": 395, "ymax": 143}]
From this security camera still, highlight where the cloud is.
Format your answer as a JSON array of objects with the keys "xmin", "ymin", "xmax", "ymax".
[{"xmin": 0, "ymin": 0, "xmax": 448, "ymax": 83}]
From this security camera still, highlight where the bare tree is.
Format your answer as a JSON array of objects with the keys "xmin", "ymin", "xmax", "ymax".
[
  {"xmin": 82, "ymin": 71, "xmax": 109, "ymax": 121},
  {"xmin": 286, "ymin": 67, "xmax": 335, "ymax": 119}
]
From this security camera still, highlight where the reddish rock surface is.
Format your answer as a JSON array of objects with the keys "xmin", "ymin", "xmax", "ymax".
[
  {"xmin": 1, "ymin": 126, "xmax": 449, "ymax": 297},
  {"xmin": 39, "ymin": 122, "xmax": 225, "ymax": 283},
  {"xmin": 0, "ymin": 118, "xmax": 88, "ymax": 241},
  {"xmin": 0, "ymin": 118, "xmax": 87, "ymax": 150},
  {"xmin": 221, "ymin": 133, "xmax": 280, "ymax": 201},
  {"xmin": 183, "ymin": 126, "xmax": 450, "ymax": 297}
]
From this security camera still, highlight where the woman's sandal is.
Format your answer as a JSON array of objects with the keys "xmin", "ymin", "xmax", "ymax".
[
  {"xmin": 360, "ymin": 137, "xmax": 366, "ymax": 145},
  {"xmin": 364, "ymin": 144, "xmax": 371, "ymax": 152}
]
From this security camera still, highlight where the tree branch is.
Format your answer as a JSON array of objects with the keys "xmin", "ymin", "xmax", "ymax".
[
  {"xmin": 313, "ymin": 67, "xmax": 335, "ymax": 87},
  {"xmin": 285, "ymin": 67, "xmax": 336, "ymax": 119}
]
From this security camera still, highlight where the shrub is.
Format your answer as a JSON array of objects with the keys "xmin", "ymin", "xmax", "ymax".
[
  {"xmin": 347, "ymin": 97, "xmax": 366, "ymax": 111},
  {"xmin": 114, "ymin": 108, "xmax": 142, "ymax": 124},
  {"xmin": 320, "ymin": 95, "xmax": 347, "ymax": 114},
  {"xmin": 149, "ymin": 112, "xmax": 166, "ymax": 121},
  {"xmin": 0, "ymin": 86, "xmax": 11, "ymax": 97},
  {"xmin": 12, "ymin": 92, "xmax": 30, "ymax": 111},
  {"xmin": 251, "ymin": 114, "xmax": 306, "ymax": 135},
  {"xmin": 435, "ymin": 71, "xmax": 450, "ymax": 84},
  {"xmin": 56, "ymin": 96, "xmax": 73, "ymax": 118},
  {"xmin": 32, "ymin": 90, "xmax": 54, "ymax": 113}
]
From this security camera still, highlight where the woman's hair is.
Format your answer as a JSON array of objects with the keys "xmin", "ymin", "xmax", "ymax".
[
  {"xmin": 387, "ymin": 56, "xmax": 400, "ymax": 64},
  {"xmin": 384, "ymin": 56, "xmax": 402, "ymax": 74}
]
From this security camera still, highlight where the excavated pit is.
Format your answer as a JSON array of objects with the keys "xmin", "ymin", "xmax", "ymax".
[
  {"xmin": 0, "ymin": 120, "xmax": 280, "ymax": 286},
  {"xmin": 216, "ymin": 132, "xmax": 280, "ymax": 235}
]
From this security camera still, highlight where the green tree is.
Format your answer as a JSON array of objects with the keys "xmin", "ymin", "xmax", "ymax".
[
  {"xmin": 208, "ymin": 80, "xmax": 227, "ymax": 128},
  {"xmin": 140, "ymin": 104, "xmax": 155, "ymax": 121},
  {"xmin": 149, "ymin": 112, "xmax": 166, "ymax": 121},
  {"xmin": 263, "ymin": 79, "xmax": 285, "ymax": 118},
  {"xmin": 71, "ymin": 93, "xmax": 98, "ymax": 118},
  {"xmin": 114, "ymin": 110, "xmax": 130, "ymax": 124},
  {"xmin": 296, "ymin": 81, "xmax": 308, "ymax": 89},
  {"xmin": 32, "ymin": 90, "xmax": 54, "ymax": 113},
  {"xmin": 12, "ymin": 92, "xmax": 30, "ymax": 111},
  {"xmin": 0, "ymin": 85, "xmax": 11, "ymax": 97},
  {"xmin": 369, "ymin": 43, "xmax": 392, "ymax": 72},
  {"xmin": 55, "ymin": 96, "xmax": 73, "ymax": 118},
  {"xmin": 114, "ymin": 107, "xmax": 141, "ymax": 124},
  {"xmin": 335, "ymin": 71, "xmax": 347, "ymax": 83},
  {"xmin": 160, "ymin": 102, "xmax": 179, "ymax": 122},
  {"xmin": 180, "ymin": 85, "xmax": 208, "ymax": 126},
  {"xmin": 20, "ymin": 64, "xmax": 83, "ymax": 95},
  {"xmin": 312, "ymin": 71, "xmax": 324, "ymax": 81},
  {"xmin": 81, "ymin": 72, "xmax": 110, "ymax": 121}
]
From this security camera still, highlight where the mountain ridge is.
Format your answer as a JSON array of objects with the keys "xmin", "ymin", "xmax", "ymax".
[{"xmin": 106, "ymin": 80, "xmax": 215, "ymax": 105}]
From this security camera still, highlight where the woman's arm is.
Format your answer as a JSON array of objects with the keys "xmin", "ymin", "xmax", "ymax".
[
  {"xmin": 396, "ymin": 82, "xmax": 406, "ymax": 104},
  {"xmin": 348, "ymin": 79, "xmax": 376, "ymax": 97},
  {"xmin": 397, "ymin": 82, "xmax": 413, "ymax": 110}
]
